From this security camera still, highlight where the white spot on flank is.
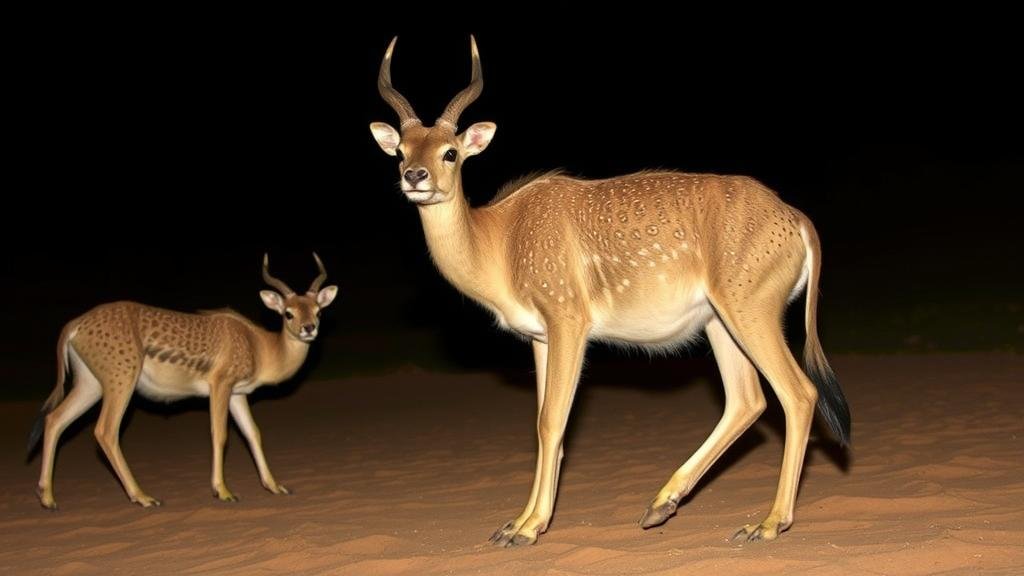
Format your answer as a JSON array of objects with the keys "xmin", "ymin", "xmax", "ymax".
[{"xmin": 622, "ymin": 279, "xmax": 631, "ymax": 287}]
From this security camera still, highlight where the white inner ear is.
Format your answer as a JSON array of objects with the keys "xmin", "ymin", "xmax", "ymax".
[
  {"xmin": 317, "ymin": 285, "xmax": 339, "ymax": 308},
  {"xmin": 260, "ymin": 290, "xmax": 285, "ymax": 313},
  {"xmin": 460, "ymin": 122, "xmax": 496, "ymax": 156},
  {"xmin": 370, "ymin": 122, "xmax": 401, "ymax": 156}
]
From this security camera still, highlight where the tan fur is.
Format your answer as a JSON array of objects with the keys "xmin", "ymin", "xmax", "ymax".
[
  {"xmin": 372, "ymin": 37, "xmax": 847, "ymax": 547},
  {"xmin": 34, "ymin": 256, "xmax": 337, "ymax": 509}
]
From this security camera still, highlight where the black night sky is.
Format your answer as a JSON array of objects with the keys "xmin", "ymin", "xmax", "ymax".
[{"xmin": 4, "ymin": 20, "xmax": 1022, "ymax": 400}]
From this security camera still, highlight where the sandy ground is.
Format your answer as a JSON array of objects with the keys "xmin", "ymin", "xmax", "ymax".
[{"xmin": 1, "ymin": 353, "xmax": 1021, "ymax": 575}]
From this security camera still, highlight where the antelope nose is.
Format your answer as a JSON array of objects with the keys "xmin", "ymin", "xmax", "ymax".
[
  {"xmin": 302, "ymin": 323, "xmax": 316, "ymax": 334},
  {"xmin": 404, "ymin": 168, "xmax": 428, "ymax": 184}
]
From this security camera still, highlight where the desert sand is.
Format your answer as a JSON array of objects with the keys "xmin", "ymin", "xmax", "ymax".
[{"xmin": 1, "ymin": 353, "xmax": 1022, "ymax": 575}]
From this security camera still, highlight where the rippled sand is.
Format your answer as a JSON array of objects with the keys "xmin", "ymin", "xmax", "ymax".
[{"xmin": 2, "ymin": 354, "xmax": 1021, "ymax": 575}]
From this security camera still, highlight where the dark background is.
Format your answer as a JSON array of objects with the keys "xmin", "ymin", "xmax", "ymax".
[{"xmin": 4, "ymin": 17, "xmax": 1022, "ymax": 401}]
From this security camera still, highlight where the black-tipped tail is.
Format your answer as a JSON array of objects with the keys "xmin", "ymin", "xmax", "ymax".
[
  {"xmin": 27, "ymin": 410, "xmax": 47, "ymax": 456},
  {"xmin": 807, "ymin": 362, "xmax": 851, "ymax": 446},
  {"xmin": 800, "ymin": 222, "xmax": 851, "ymax": 446},
  {"xmin": 29, "ymin": 319, "xmax": 74, "ymax": 457}
]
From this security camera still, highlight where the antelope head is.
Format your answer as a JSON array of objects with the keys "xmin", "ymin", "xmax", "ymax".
[
  {"xmin": 369, "ymin": 36, "xmax": 496, "ymax": 206},
  {"xmin": 259, "ymin": 253, "xmax": 338, "ymax": 342}
]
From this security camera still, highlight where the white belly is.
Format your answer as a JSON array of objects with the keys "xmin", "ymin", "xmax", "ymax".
[
  {"xmin": 590, "ymin": 285, "xmax": 715, "ymax": 350},
  {"xmin": 486, "ymin": 282, "xmax": 714, "ymax": 351},
  {"xmin": 232, "ymin": 380, "xmax": 261, "ymax": 395},
  {"xmin": 136, "ymin": 361, "xmax": 210, "ymax": 401}
]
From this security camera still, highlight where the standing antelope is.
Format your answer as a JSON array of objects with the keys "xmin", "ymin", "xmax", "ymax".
[
  {"xmin": 28, "ymin": 254, "xmax": 338, "ymax": 509},
  {"xmin": 370, "ymin": 36, "xmax": 851, "ymax": 546}
]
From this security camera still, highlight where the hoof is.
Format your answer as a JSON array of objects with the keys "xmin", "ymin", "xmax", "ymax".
[
  {"xmin": 732, "ymin": 521, "xmax": 783, "ymax": 542},
  {"xmin": 37, "ymin": 487, "xmax": 58, "ymax": 510},
  {"xmin": 508, "ymin": 533, "xmax": 537, "ymax": 547},
  {"xmin": 132, "ymin": 494, "xmax": 162, "ymax": 508},
  {"xmin": 488, "ymin": 521, "xmax": 516, "ymax": 544},
  {"xmin": 265, "ymin": 483, "xmax": 291, "ymax": 495},
  {"xmin": 639, "ymin": 499, "xmax": 678, "ymax": 529},
  {"xmin": 489, "ymin": 522, "xmax": 538, "ymax": 547},
  {"xmin": 214, "ymin": 488, "xmax": 239, "ymax": 503}
]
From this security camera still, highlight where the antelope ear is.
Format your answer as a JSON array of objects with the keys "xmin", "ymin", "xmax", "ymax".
[
  {"xmin": 317, "ymin": 286, "xmax": 338, "ymax": 308},
  {"xmin": 260, "ymin": 290, "xmax": 285, "ymax": 314},
  {"xmin": 460, "ymin": 122, "xmax": 496, "ymax": 156},
  {"xmin": 370, "ymin": 122, "xmax": 401, "ymax": 156}
]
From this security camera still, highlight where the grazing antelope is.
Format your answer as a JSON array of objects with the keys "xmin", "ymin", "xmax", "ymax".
[
  {"xmin": 370, "ymin": 36, "xmax": 851, "ymax": 546},
  {"xmin": 28, "ymin": 254, "xmax": 338, "ymax": 509}
]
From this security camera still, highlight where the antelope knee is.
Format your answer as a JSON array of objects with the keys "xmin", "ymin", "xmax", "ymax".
[
  {"xmin": 749, "ymin": 394, "xmax": 768, "ymax": 417},
  {"xmin": 94, "ymin": 425, "xmax": 116, "ymax": 446},
  {"xmin": 785, "ymin": 388, "xmax": 817, "ymax": 418}
]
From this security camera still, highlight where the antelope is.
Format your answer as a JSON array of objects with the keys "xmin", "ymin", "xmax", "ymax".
[
  {"xmin": 28, "ymin": 254, "xmax": 338, "ymax": 509},
  {"xmin": 370, "ymin": 36, "xmax": 851, "ymax": 547}
]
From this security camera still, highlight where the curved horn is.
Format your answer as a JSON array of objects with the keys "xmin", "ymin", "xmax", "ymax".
[
  {"xmin": 308, "ymin": 252, "xmax": 328, "ymax": 293},
  {"xmin": 262, "ymin": 254, "xmax": 294, "ymax": 296},
  {"xmin": 436, "ymin": 35, "xmax": 483, "ymax": 131},
  {"xmin": 379, "ymin": 37, "xmax": 421, "ymax": 129}
]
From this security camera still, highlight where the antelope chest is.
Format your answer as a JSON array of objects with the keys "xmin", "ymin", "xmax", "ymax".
[{"xmin": 487, "ymin": 299, "xmax": 547, "ymax": 341}]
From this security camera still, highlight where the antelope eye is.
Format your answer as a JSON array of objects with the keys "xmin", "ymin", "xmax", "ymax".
[
  {"xmin": 316, "ymin": 310, "xmax": 322, "ymax": 318},
  {"xmin": 285, "ymin": 311, "xmax": 294, "ymax": 320},
  {"xmin": 396, "ymin": 149, "xmax": 405, "ymax": 162},
  {"xmin": 443, "ymin": 149, "xmax": 457, "ymax": 163}
]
